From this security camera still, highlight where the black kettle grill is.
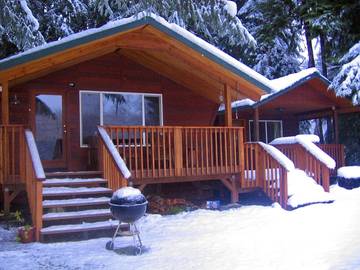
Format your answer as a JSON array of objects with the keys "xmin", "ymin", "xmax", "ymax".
[{"xmin": 106, "ymin": 188, "xmax": 148, "ymax": 254}]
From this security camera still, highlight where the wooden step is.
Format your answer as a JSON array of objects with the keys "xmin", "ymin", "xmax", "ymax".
[
  {"xmin": 43, "ymin": 197, "xmax": 111, "ymax": 208},
  {"xmin": 45, "ymin": 171, "xmax": 102, "ymax": 178},
  {"xmin": 40, "ymin": 220, "xmax": 123, "ymax": 235},
  {"xmin": 43, "ymin": 187, "xmax": 112, "ymax": 197},
  {"xmin": 43, "ymin": 178, "xmax": 107, "ymax": 187},
  {"xmin": 43, "ymin": 209, "xmax": 112, "ymax": 221}
]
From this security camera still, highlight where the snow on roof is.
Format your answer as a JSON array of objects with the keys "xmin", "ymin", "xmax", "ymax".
[
  {"xmin": 337, "ymin": 166, "xmax": 360, "ymax": 179},
  {"xmin": 270, "ymin": 135, "xmax": 335, "ymax": 169},
  {"xmin": 221, "ymin": 68, "xmax": 330, "ymax": 110},
  {"xmin": 218, "ymin": 98, "xmax": 255, "ymax": 111},
  {"xmin": 269, "ymin": 68, "xmax": 321, "ymax": 92},
  {"xmin": 0, "ymin": 12, "xmax": 274, "ymax": 93}
]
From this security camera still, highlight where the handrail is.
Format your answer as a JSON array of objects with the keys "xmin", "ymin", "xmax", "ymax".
[
  {"xmin": 24, "ymin": 130, "xmax": 46, "ymax": 180},
  {"xmin": 274, "ymin": 142, "xmax": 332, "ymax": 192},
  {"xmin": 102, "ymin": 125, "xmax": 244, "ymax": 181},
  {"xmin": 23, "ymin": 129, "xmax": 45, "ymax": 241},
  {"xmin": 243, "ymin": 142, "xmax": 292, "ymax": 208},
  {"xmin": 97, "ymin": 126, "xmax": 131, "ymax": 190},
  {"xmin": 318, "ymin": 144, "xmax": 345, "ymax": 175}
]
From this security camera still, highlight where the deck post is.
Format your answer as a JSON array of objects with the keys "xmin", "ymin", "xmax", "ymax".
[
  {"xmin": 332, "ymin": 108, "xmax": 339, "ymax": 144},
  {"xmin": 224, "ymin": 84, "xmax": 232, "ymax": 127},
  {"xmin": 1, "ymin": 80, "xmax": 9, "ymax": 125},
  {"xmin": 254, "ymin": 107, "xmax": 259, "ymax": 141},
  {"xmin": 174, "ymin": 127, "xmax": 183, "ymax": 176}
]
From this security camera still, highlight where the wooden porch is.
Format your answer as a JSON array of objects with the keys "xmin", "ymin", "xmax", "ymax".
[{"xmin": 0, "ymin": 124, "xmax": 346, "ymax": 241}]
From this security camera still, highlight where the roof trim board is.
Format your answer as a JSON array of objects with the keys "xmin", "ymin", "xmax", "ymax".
[{"xmin": 0, "ymin": 14, "xmax": 273, "ymax": 94}]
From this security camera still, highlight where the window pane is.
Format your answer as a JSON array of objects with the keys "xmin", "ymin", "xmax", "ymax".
[
  {"xmin": 259, "ymin": 122, "xmax": 267, "ymax": 143},
  {"xmin": 35, "ymin": 95, "xmax": 63, "ymax": 160},
  {"xmin": 267, "ymin": 122, "xmax": 282, "ymax": 143},
  {"xmin": 81, "ymin": 92, "xmax": 100, "ymax": 145},
  {"xmin": 103, "ymin": 94, "xmax": 142, "ymax": 125},
  {"xmin": 145, "ymin": 96, "xmax": 160, "ymax": 126}
]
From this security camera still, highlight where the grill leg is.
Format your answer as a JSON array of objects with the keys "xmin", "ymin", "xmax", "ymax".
[{"xmin": 106, "ymin": 222, "xmax": 122, "ymax": 250}]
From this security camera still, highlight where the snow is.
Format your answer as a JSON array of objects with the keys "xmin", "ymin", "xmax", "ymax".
[
  {"xmin": 24, "ymin": 130, "xmax": 46, "ymax": 180},
  {"xmin": 258, "ymin": 142, "xmax": 295, "ymax": 171},
  {"xmin": 112, "ymin": 187, "xmax": 141, "ymax": 199},
  {"xmin": 19, "ymin": 0, "xmax": 40, "ymax": 31},
  {"xmin": 270, "ymin": 135, "xmax": 335, "ymax": 169},
  {"xmin": 43, "ymin": 178, "xmax": 106, "ymax": 185},
  {"xmin": 98, "ymin": 127, "xmax": 131, "ymax": 179},
  {"xmin": 1, "ymin": 185, "xmax": 360, "ymax": 269},
  {"xmin": 42, "ymin": 209, "xmax": 111, "ymax": 220},
  {"xmin": 337, "ymin": 166, "xmax": 360, "ymax": 179},
  {"xmin": 287, "ymin": 169, "xmax": 334, "ymax": 208},
  {"xmin": 0, "ymin": 12, "xmax": 273, "ymax": 93},
  {"xmin": 223, "ymin": 1, "xmax": 237, "ymax": 17},
  {"xmin": 218, "ymin": 98, "xmax": 255, "ymax": 111},
  {"xmin": 43, "ymin": 186, "xmax": 111, "ymax": 195},
  {"xmin": 41, "ymin": 220, "xmax": 118, "ymax": 233},
  {"xmin": 270, "ymin": 134, "xmax": 320, "ymax": 145},
  {"xmin": 269, "ymin": 68, "xmax": 320, "ymax": 91},
  {"xmin": 42, "ymin": 197, "xmax": 110, "ymax": 207}
]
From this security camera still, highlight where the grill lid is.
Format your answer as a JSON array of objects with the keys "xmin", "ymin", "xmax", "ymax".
[{"xmin": 110, "ymin": 187, "xmax": 146, "ymax": 205}]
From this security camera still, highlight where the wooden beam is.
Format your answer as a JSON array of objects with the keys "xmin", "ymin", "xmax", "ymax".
[
  {"xmin": 254, "ymin": 107, "xmax": 259, "ymax": 141},
  {"xmin": 224, "ymin": 84, "xmax": 232, "ymax": 127},
  {"xmin": 333, "ymin": 109, "xmax": 339, "ymax": 144},
  {"xmin": 1, "ymin": 80, "xmax": 9, "ymax": 124}
]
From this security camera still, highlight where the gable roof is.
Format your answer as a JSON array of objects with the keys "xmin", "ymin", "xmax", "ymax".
[
  {"xmin": 0, "ymin": 13, "xmax": 273, "ymax": 97},
  {"xmin": 218, "ymin": 68, "xmax": 352, "ymax": 114}
]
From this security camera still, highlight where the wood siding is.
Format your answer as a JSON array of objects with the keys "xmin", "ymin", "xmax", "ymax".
[{"xmin": 9, "ymin": 53, "xmax": 219, "ymax": 171}]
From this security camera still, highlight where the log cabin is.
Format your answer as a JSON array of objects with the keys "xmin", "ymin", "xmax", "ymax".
[{"xmin": 0, "ymin": 14, "xmax": 356, "ymax": 241}]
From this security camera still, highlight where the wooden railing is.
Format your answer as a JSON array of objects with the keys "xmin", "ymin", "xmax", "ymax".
[
  {"xmin": 275, "ymin": 144, "xmax": 330, "ymax": 191},
  {"xmin": 98, "ymin": 126, "xmax": 131, "ymax": 190},
  {"xmin": 0, "ymin": 125, "xmax": 25, "ymax": 186},
  {"xmin": 318, "ymin": 144, "xmax": 345, "ymax": 175},
  {"xmin": 24, "ymin": 129, "xmax": 45, "ymax": 241},
  {"xmin": 103, "ymin": 126, "xmax": 244, "ymax": 182},
  {"xmin": 243, "ymin": 143, "xmax": 289, "ymax": 208}
]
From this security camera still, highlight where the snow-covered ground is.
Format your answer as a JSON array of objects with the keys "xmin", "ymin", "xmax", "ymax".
[{"xmin": 1, "ymin": 185, "xmax": 360, "ymax": 270}]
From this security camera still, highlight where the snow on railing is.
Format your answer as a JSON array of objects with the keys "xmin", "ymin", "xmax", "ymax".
[
  {"xmin": 97, "ymin": 126, "xmax": 131, "ymax": 179},
  {"xmin": 24, "ymin": 129, "xmax": 45, "ymax": 180}
]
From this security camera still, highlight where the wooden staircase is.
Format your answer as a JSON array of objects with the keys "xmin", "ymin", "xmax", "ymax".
[{"xmin": 39, "ymin": 172, "xmax": 123, "ymax": 242}]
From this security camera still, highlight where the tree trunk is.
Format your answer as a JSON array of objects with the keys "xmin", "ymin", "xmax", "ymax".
[
  {"xmin": 304, "ymin": 22, "xmax": 315, "ymax": 68},
  {"xmin": 319, "ymin": 32, "xmax": 328, "ymax": 77}
]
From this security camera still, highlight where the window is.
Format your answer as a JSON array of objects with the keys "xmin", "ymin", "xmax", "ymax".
[
  {"xmin": 249, "ymin": 120, "xmax": 283, "ymax": 143},
  {"xmin": 80, "ymin": 91, "xmax": 162, "ymax": 146}
]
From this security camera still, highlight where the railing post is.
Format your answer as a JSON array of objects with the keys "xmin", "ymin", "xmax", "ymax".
[
  {"xmin": 280, "ymin": 167, "xmax": 288, "ymax": 208},
  {"xmin": 174, "ymin": 127, "xmax": 183, "ymax": 176},
  {"xmin": 256, "ymin": 144, "xmax": 265, "ymax": 189},
  {"xmin": 35, "ymin": 181, "xmax": 43, "ymax": 241},
  {"xmin": 321, "ymin": 165, "xmax": 330, "ymax": 192}
]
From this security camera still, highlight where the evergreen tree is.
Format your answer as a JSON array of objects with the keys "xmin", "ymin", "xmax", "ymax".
[
  {"xmin": 330, "ymin": 41, "xmax": 360, "ymax": 105},
  {"xmin": 95, "ymin": 0, "xmax": 256, "ymax": 57},
  {"xmin": 238, "ymin": 0, "xmax": 302, "ymax": 79}
]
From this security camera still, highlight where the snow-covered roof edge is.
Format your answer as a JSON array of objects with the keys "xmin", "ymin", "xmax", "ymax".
[
  {"xmin": 219, "ymin": 68, "xmax": 331, "ymax": 111},
  {"xmin": 0, "ymin": 12, "xmax": 273, "ymax": 93}
]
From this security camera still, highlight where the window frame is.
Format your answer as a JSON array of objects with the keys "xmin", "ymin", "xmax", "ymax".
[
  {"xmin": 248, "ymin": 120, "xmax": 283, "ymax": 143},
  {"xmin": 79, "ymin": 90, "xmax": 163, "ymax": 147}
]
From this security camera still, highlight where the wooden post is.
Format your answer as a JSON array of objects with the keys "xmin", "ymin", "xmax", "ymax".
[
  {"xmin": 333, "ymin": 109, "xmax": 339, "ymax": 144},
  {"xmin": 1, "ymin": 80, "xmax": 9, "ymax": 125},
  {"xmin": 321, "ymin": 166, "xmax": 330, "ymax": 192},
  {"xmin": 174, "ymin": 127, "xmax": 183, "ymax": 176},
  {"xmin": 254, "ymin": 107, "xmax": 259, "ymax": 141},
  {"xmin": 224, "ymin": 84, "xmax": 232, "ymax": 127}
]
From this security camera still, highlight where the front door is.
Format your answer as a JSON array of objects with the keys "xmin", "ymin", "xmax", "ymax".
[{"xmin": 33, "ymin": 92, "xmax": 67, "ymax": 169}]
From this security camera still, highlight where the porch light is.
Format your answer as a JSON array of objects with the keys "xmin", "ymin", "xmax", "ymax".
[{"xmin": 68, "ymin": 82, "xmax": 75, "ymax": 87}]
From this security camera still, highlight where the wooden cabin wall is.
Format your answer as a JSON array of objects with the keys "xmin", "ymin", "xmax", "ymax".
[{"xmin": 9, "ymin": 53, "xmax": 218, "ymax": 171}]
